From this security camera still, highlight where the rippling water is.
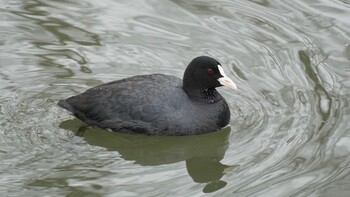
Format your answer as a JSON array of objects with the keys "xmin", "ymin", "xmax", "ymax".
[{"xmin": 1, "ymin": 0, "xmax": 349, "ymax": 196}]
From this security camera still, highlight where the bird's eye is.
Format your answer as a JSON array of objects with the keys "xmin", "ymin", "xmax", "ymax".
[{"xmin": 207, "ymin": 68, "xmax": 213, "ymax": 74}]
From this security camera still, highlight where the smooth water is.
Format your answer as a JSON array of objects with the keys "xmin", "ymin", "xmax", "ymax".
[{"xmin": 1, "ymin": 0, "xmax": 349, "ymax": 196}]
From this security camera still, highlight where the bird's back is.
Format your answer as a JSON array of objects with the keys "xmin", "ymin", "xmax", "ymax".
[{"xmin": 58, "ymin": 74, "xmax": 189, "ymax": 134}]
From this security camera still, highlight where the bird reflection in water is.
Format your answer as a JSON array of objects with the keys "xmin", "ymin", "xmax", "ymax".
[{"xmin": 59, "ymin": 119, "xmax": 239, "ymax": 193}]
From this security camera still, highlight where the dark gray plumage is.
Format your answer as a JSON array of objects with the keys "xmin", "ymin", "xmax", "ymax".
[{"xmin": 58, "ymin": 56, "xmax": 237, "ymax": 135}]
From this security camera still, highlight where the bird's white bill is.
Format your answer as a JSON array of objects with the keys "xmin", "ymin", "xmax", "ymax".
[{"xmin": 217, "ymin": 65, "xmax": 238, "ymax": 90}]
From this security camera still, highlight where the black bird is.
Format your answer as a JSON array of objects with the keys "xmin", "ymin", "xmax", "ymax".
[{"xmin": 58, "ymin": 56, "xmax": 237, "ymax": 135}]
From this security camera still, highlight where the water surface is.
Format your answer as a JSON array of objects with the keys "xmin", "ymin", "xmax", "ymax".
[{"xmin": 0, "ymin": 0, "xmax": 349, "ymax": 196}]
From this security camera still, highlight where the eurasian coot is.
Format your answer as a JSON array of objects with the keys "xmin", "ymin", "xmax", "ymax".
[{"xmin": 58, "ymin": 56, "xmax": 237, "ymax": 135}]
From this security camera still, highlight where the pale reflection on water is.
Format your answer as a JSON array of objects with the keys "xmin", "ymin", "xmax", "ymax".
[{"xmin": 0, "ymin": 0, "xmax": 349, "ymax": 196}]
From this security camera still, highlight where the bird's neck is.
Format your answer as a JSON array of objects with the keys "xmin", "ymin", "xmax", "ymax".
[
  {"xmin": 200, "ymin": 88, "xmax": 222, "ymax": 103},
  {"xmin": 184, "ymin": 87, "xmax": 222, "ymax": 104}
]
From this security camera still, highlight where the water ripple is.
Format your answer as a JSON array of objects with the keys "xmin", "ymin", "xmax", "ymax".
[{"xmin": 0, "ymin": 0, "xmax": 349, "ymax": 196}]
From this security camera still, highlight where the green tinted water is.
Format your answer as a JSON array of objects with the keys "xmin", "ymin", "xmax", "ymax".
[{"xmin": 0, "ymin": 0, "xmax": 349, "ymax": 196}]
